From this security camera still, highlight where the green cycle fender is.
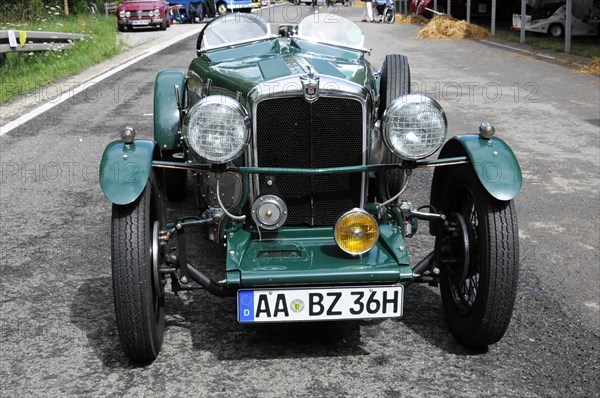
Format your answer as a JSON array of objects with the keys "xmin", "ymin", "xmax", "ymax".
[
  {"xmin": 432, "ymin": 134, "xmax": 522, "ymax": 202},
  {"xmin": 99, "ymin": 140, "xmax": 156, "ymax": 205},
  {"xmin": 154, "ymin": 70, "xmax": 186, "ymax": 150}
]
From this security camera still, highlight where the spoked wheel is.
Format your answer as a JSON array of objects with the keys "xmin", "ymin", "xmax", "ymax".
[
  {"xmin": 378, "ymin": 54, "xmax": 411, "ymax": 195},
  {"xmin": 383, "ymin": 7, "xmax": 395, "ymax": 24},
  {"xmin": 435, "ymin": 164, "xmax": 519, "ymax": 347},
  {"xmin": 112, "ymin": 182, "xmax": 165, "ymax": 361}
]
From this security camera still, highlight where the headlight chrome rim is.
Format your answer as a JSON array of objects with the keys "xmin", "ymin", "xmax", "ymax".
[
  {"xmin": 334, "ymin": 208, "xmax": 379, "ymax": 256},
  {"xmin": 382, "ymin": 94, "xmax": 447, "ymax": 160},
  {"xmin": 183, "ymin": 95, "xmax": 251, "ymax": 164}
]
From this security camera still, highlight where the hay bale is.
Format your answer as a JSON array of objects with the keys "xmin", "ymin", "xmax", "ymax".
[
  {"xmin": 577, "ymin": 58, "xmax": 600, "ymax": 76},
  {"xmin": 395, "ymin": 14, "xmax": 429, "ymax": 25},
  {"xmin": 353, "ymin": 1, "xmax": 366, "ymax": 7},
  {"xmin": 417, "ymin": 14, "xmax": 491, "ymax": 40}
]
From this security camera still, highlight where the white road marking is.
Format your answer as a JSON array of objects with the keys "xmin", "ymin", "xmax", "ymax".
[
  {"xmin": 481, "ymin": 40, "xmax": 557, "ymax": 61},
  {"xmin": 0, "ymin": 26, "xmax": 203, "ymax": 137}
]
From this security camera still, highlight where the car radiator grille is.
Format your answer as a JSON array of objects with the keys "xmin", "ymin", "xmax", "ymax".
[{"xmin": 255, "ymin": 97, "xmax": 364, "ymax": 226}]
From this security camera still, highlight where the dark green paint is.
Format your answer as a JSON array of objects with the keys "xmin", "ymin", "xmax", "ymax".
[
  {"xmin": 257, "ymin": 57, "xmax": 291, "ymax": 80},
  {"xmin": 450, "ymin": 135, "xmax": 522, "ymax": 201},
  {"xmin": 305, "ymin": 58, "xmax": 346, "ymax": 79},
  {"xmin": 187, "ymin": 37, "xmax": 374, "ymax": 100},
  {"xmin": 225, "ymin": 226, "xmax": 413, "ymax": 287},
  {"xmin": 99, "ymin": 140, "xmax": 155, "ymax": 205},
  {"xmin": 154, "ymin": 70, "xmax": 185, "ymax": 150}
]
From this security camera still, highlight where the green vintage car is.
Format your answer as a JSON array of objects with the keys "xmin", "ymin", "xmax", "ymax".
[{"xmin": 100, "ymin": 12, "xmax": 522, "ymax": 361}]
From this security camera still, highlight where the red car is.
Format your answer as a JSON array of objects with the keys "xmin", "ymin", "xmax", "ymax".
[{"xmin": 117, "ymin": 0, "xmax": 170, "ymax": 31}]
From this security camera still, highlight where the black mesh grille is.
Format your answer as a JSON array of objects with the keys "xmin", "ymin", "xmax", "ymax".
[{"xmin": 256, "ymin": 97, "xmax": 364, "ymax": 226}]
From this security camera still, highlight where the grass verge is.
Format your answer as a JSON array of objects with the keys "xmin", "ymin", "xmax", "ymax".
[
  {"xmin": 488, "ymin": 26, "xmax": 600, "ymax": 59},
  {"xmin": 0, "ymin": 15, "xmax": 121, "ymax": 105}
]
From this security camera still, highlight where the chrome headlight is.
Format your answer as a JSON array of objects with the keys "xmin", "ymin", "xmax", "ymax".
[
  {"xmin": 148, "ymin": 10, "xmax": 154, "ymax": 17},
  {"xmin": 119, "ymin": 10, "xmax": 125, "ymax": 17},
  {"xmin": 382, "ymin": 94, "xmax": 447, "ymax": 160},
  {"xmin": 183, "ymin": 95, "xmax": 250, "ymax": 164},
  {"xmin": 125, "ymin": 11, "xmax": 131, "ymax": 17},
  {"xmin": 154, "ymin": 8, "xmax": 160, "ymax": 16}
]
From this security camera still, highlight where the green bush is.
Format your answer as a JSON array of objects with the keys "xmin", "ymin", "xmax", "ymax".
[{"xmin": 0, "ymin": 0, "xmax": 95, "ymax": 23}]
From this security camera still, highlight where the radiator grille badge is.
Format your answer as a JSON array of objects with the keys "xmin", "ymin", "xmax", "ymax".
[{"xmin": 301, "ymin": 68, "xmax": 319, "ymax": 103}]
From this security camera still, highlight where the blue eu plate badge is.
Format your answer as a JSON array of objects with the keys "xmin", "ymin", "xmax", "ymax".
[{"xmin": 238, "ymin": 290, "xmax": 254, "ymax": 322}]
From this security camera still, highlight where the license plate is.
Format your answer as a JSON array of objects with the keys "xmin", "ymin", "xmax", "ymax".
[
  {"xmin": 238, "ymin": 286, "xmax": 403, "ymax": 323},
  {"xmin": 131, "ymin": 20, "xmax": 149, "ymax": 25}
]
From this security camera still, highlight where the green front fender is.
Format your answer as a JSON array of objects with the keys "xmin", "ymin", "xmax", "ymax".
[
  {"xmin": 434, "ymin": 134, "xmax": 522, "ymax": 201},
  {"xmin": 154, "ymin": 70, "xmax": 186, "ymax": 150},
  {"xmin": 99, "ymin": 140, "xmax": 156, "ymax": 205}
]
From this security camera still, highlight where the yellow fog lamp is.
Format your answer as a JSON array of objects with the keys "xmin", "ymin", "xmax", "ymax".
[{"xmin": 334, "ymin": 209, "xmax": 379, "ymax": 256}]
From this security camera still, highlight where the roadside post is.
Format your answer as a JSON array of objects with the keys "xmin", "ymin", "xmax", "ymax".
[
  {"xmin": 490, "ymin": 0, "xmax": 496, "ymax": 36},
  {"xmin": 466, "ymin": 0, "xmax": 471, "ymax": 22},
  {"xmin": 565, "ymin": 0, "xmax": 572, "ymax": 53},
  {"xmin": 520, "ymin": 0, "xmax": 526, "ymax": 43}
]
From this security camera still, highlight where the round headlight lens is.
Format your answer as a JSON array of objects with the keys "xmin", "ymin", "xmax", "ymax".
[
  {"xmin": 183, "ymin": 96, "xmax": 250, "ymax": 163},
  {"xmin": 125, "ymin": 11, "xmax": 131, "ymax": 17},
  {"xmin": 382, "ymin": 94, "xmax": 447, "ymax": 160},
  {"xmin": 155, "ymin": 9, "xmax": 160, "ymax": 16},
  {"xmin": 148, "ymin": 10, "xmax": 154, "ymax": 17},
  {"xmin": 334, "ymin": 209, "xmax": 379, "ymax": 256},
  {"xmin": 119, "ymin": 10, "xmax": 125, "ymax": 17}
]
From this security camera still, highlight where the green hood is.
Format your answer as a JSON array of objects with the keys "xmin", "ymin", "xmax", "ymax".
[{"xmin": 187, "ymin": 38, "xmax": 373, "ymax": 99}]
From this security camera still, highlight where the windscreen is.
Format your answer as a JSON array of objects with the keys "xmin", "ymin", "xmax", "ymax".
[
  {"xmin": 200, "ymin": 13, "xmax": 272, "ymax": 51},
  {"xmin": 296, "ymin": 13, "xmax": 364, "ymax": 50}
]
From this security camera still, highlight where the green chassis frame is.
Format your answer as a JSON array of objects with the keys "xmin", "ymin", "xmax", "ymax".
[
  {"xmin": 100, "ymin": 134, "xmax": 522, "ymax": 291},
  {"xmin": 153, "ymin": 156, "xmax": 465, "ymax": 289}
]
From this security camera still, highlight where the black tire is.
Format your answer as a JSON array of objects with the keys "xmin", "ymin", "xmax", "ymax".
[
  {"xmin": 378, "ymin": 54, "xmax": 411, "ymax": 195},
  {"xmin": 118, "ymin": 24, "xmax": 125, "ymax": 32},
  {"xmin": 435, "ymin": 165, "xmax": 519, "ymax": 347},
  {"xmin": 160, "ymin": 19, "xmax": 167, "ymax": 30},
  {"xmin": 548, "ymin": 23, "xmax": 563, "ymax": 37},
  {"xmin": 112, "ymin": 183, "xmax": 165, "ymax": 361},
  {"xmin": 216, "ymin": 1, "xmax": 228, "ymax": 15}
]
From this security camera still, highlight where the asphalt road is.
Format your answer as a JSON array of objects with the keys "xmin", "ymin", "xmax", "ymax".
[{"xmin": 1, "ymin": 4, "xmax": 598, "ymax": 397}]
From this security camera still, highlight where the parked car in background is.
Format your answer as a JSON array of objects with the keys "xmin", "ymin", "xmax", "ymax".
[
  {"xmin": 169, "ymin": 0, "xmax": 260, "ymax": 15},
  {"xmin": 100, "ymin": 12, "xmax": 522, "ymax": 361},
  {"xmin": 117, "ymin": 0, "xmax": 170, "ymax": 31},
  {"xmin": 512, "ymin": 3, "xmax": 599, "ymax": 37}
]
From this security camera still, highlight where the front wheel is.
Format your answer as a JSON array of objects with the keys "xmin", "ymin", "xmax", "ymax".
[
  {"xmin": 112, "ymin": 183, "xmax": 165, "ymax": 361},
  {"xmin": 378, "ymin": 54, "xmax": 411, "ymax": 196},
  {"xmin": 435, "ymin": 165, "xmax": 519, "ymax": 347}
]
